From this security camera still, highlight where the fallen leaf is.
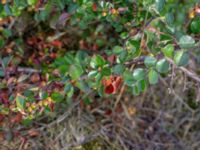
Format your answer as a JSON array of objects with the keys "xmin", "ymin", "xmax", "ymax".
[
  {"xmin": 11, "ymin": 113, "xmax": 22, "ymax": 124},
  {"xmin": 28, "ymin": 129, "xmax": 40, "ymax": 137},
  {"xmin": 30, "ymin": 73, "xmax": 40, "ymax": 83}
]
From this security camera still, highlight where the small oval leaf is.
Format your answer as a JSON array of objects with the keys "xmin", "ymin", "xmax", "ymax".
[{"xmin": 156, "ymin": 59, "xmax": 170, "ymax": 73}]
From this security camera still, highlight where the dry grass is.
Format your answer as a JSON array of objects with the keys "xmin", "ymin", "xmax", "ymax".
[{"xmin": 1, "ymin": 70, "xmax": 200, "ymax": 150}]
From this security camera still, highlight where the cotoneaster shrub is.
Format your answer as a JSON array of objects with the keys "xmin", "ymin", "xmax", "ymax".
[{"xmin": 0, "ymin": 0, "xmax": 200, "ymax": 121}]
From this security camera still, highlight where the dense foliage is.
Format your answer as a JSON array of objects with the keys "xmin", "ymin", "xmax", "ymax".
[{"xmin": 0, "ymin": 0, "xmax": 200, "ymax": 123}]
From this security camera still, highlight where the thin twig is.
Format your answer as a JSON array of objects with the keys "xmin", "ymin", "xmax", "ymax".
[
  {"xmin": 167, "ymin": 58, "xmax": 200, "ymax": 83},
  {"xmin": 0, "ymin": 67, "xmax": 41, "ymax": 74},
  {"xmin": 17, "ymin": 67, "xmax": 41, "ymax": 73},
  {"xmin": 114, "ymin": 64, "xmax": 135, "ymax": 108}
]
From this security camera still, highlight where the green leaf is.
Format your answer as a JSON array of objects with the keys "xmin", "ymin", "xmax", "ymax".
[
  {"xmin": 113, "ymin": 46, "xmax": 124, "ymax": 55},
  {"xmin": 119, "ymin": 50, "xmax": 128, "ymax": 62},
  {"xmin": 64, "ymin": 53, "xmax": 74, "ymax": 64},
  {"xmin": 64, "ymin": 83, "xmax": 72, "ymax": 93},
  {"xmin": 190, "ymin": 17, "xmax": 200, "ymax": 34},
  {"xmin": 0, "ymin": 69, "xmax": 4, "ymax": 77},
  {"xmin": 58, "ymin": 64, "xmax": 69, "ymax": 76},
  {"xmin": 95, "ymin": 72, "xmax": 103, "ymax": 86},
  {"xmin": 39, "ymin": 91, "xmax": 48, "ymax": 99},
  {"xmin": 49, "ymin": 13, "xmax": 60, "ymax": 29},
  {"xmin": 69, "ymin": 65, "xmax": 83, "ymax": 80},
  {"xmin": 137, "ymin": 79, "xmax": 147, "ymax": 92},
  {"xmin": 148, "ymin": 69, "xmax": 159, "ymax": 85},
  {"xmin": 123, "ymin": 69, "xmax": 134, "ymax": 86},
  {"xmin": 0, "ymin": 3, "xmax": 3, "ymax": 13},
  {"xmin": 51, "ymin": 92, "xmax": 64, "ymax": 102},
  {"xmin": 132, "ymin": 80, "xmax": 147, "ymax": 95},
  {"xmin": 113, "ymin": 64, "xmax": 125, "ymax": 75},
  {"xmin": 2, "ymin": 56, "xmax": 12, "ymax": 69},
  {"xmin": 64, "ymin": 83, "xmax": 74, "ymax": 98},
  {"xmin": 16, "ymin": 95, "xmax": 25, "ymax": 110},
  {"xmin": 75, "ymin": 51, "xmax": 89, "ymax": 66},
  {"xmin": 83, "ymin": 98, "xmax": 92, "ymax": 105},
  {"xmin": 120, "ymin": 32, "xmax": 128, "ymax": 39},
  {"xmin": 88, "ymin": 70, "xmax": 98, "ymax": 78},
  {"xmin": 162, "ymin": 44, "xmax": 174, "ymax": 58},
  {"xmin": 90, "ymin": 55, "xmax": 105, "ymax": 69},
  {"xmin": 155, "ymin": 0, "xmax": 165, "ymax": 13},
  {"xmin": 76, "ymin": 80, "xmax": 90, "ymax": 93},
  {"xmin": 165, "ymin": 12, "xmax": 174, "ymax": 25},
  {"xmin": 13, "ymin": 0, "xmax": 20, "ymax": 7},
  {"xmin": 0, "ymin": 38, "xmax": 5, "ymax": 48},
  {"xmin": 133, "ymin": 68, "xmax": 145, "ymax": 81},
  {"xmin": 156, "ymin": 59, "xmax": 170, "ymax": 73},
  {"xmin": 132, "ymin": 85, "xmax": 140, "ymax": 96},
  {"xmin": 126, "ymin": 39, "xmax": 140, "ymax": 55},
  {"xmin": 174, "ymin": 51, "xmax": 189, "ymax": 66},
  {"xmin": 144, "ymin": 56, "xmax": 157, "ymax": 67},
  {"xmin": 27, "ymin": 0, "xmax": 37, "ymax": 5},
  {"xmin": 4, "ymin": 4, "xmax": 12, "ymax": 16},
  {"xmin": 179, "ymin": 35, "xmax": 195, "ymax": 49},
  {"xmin": 101, "ymin": 67, "xmax": 111, "ymax": 76},
  {"xmin": 2, "ymin": 29, "xmax": 12, "ymax": 38},
  {"xmin": 22, "ymin": 118, "xmax": 32, "ymax": 126}
]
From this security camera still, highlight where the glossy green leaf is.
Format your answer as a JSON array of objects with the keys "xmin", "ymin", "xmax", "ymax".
[
  {"xmin": 113, "ymin": 64, "xmax": 125, "ymax": 75},
  {"xmin": 144, "ymin": 56, "xmax": 157, "ymax": 67},
  {"xmin": 165, "ymin": 12, "xmax": 174, "ymax": 25},
  {"xmin": 132, "ymin": 85, "xmax": 140, "ymax": 96},
  {"xmin": 90, "ymin": 55, "xmax": 105, "ymax": 69},
  {"xmin": 113, "ymin": 46, "xmax": 124, "ymax": 55},
  {"xmin": 132, "ymin": 79, "xmax": 147, "ymax": 95},
  {"xmin": 174, "ymin": 51, "xmax": 189, "ymax": 66},
  {"xmin": 126, "ymin": 39, "xmax": 140, "ymax": 55},
  {"xmin": 95, "ymin": 72, "xmax": 103, "ymax": 86},
  {"xmin": 148, "ymin": 69, "xmax": 159, "ymax": 85},
  {"xmin": 123, "ymin": 69, "xmax": 134, "ymax": 86},
  {"xmin": 156, "ymin": 59, "xmax": 170, "ymax": 73},
  {"xmin": 69, "ymin": 65, "xmax": 83, "ymax": 80},
  {"xmin": 179, "ymin": 35, "xmax": 195, "ymax": 49},
  {"xmin": 162, "ymin": 44, "xmax": 174, "ymax": 58},
  {"xmin": 155, "ymin": 0, "xmax": 165, "ymax": 13},
  {"xmin": 137, "ymin": 79, "xmax": 147, "ymax": 92},
  {"xmin": 190, "ymin": 17, "xmax": 200, "ymax": 34},
  {"xmin": 88, "ymin": 70, "xmax": 98, "ymax": 78},
  {"xmin": 133, "ymin": 68, "xmax": 145, "ymax": 81},
  {"xmin": 119, "ymin": 50, "xmax": 128, "ymax": 62}
]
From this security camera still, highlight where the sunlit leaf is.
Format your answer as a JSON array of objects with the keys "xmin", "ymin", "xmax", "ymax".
[
  {"xmin": 174, "ymin": 51, "xmax": 189, "ymax": 66},
  {"xmin": 16, "ymin": 95, "xmax": 25, "ymax": 110},
  {"xmin": 148, "ymin": 69, "xmax": 159, "ymax": 85}
]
